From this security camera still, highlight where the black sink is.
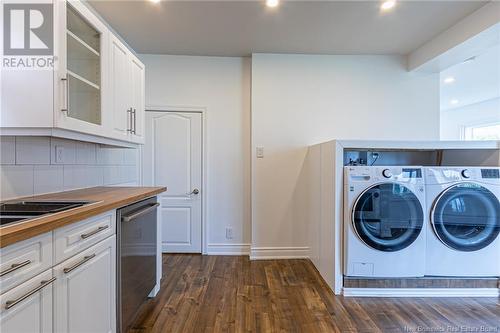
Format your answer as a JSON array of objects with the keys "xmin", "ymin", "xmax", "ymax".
[
  {"xmin": 0, "ymin": 201, "xmax": 92, "ymax": 227},
  {"xmin": 0, "ymin": 216, "xmax": 30, "ymax": 226},
  {"xmin": 0, "ymin": 201, "xmax": 90, "ymax": 215}
]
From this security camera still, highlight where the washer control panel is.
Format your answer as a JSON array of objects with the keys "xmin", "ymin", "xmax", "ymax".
[
  {"xmin": 345, "ymin": 166, "xmax": 423, "ymax": 184},
  {"xmin": 481, "ymin": 169, "xmax": 500, "ymax": 179}
]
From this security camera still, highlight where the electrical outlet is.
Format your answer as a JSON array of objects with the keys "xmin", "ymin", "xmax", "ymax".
[
  {"xmin": 256, "ymin": 147, "xmax": 264, "ymax": 158},
  {"xmin": 55, "ymin": 146, "xmax": 64, "ymax": 163},
  {"xmin": 225, "ymin": 227, "xmax": 233, "ymax": 240}
]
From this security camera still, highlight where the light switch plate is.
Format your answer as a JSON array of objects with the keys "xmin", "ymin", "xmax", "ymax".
[{"xmin": 256, "ymin": 147, "xmax": 264, "ymax": 158}]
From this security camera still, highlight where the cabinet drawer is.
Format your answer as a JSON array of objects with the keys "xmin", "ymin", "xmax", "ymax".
[
  {"xmin": 54, "ymin": 210, "xmax": 115, "ymax": 264},
  {"xmin": 0, "ymin": 269, "xmax": 54, "ymax": 333},
  {"xmin": 0, "ymin": 232, "xmax": 52, "ymax": 294}
]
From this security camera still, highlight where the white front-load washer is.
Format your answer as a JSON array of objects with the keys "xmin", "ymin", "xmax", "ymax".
[
  {"xmin": 425, "ymin": 167, "xmax": 500, "ymax": 277},
  {"xmin": 344, "ymin": 166, "xmax": 426, "ymax": 277}
]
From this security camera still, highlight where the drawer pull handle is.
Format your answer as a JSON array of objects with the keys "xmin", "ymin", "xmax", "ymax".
[
  {"xmin": 63, "ymin": 254, "xmax": 96, "ymax": 274},
  {"xmin": 5, "ymin": 277, "xmax": 56, "ymax": 310},
  {"xmin": 80, "ymin": 225, "xmax": 109, "ymax": 239},
  {"xmin": 0, "ymin": 260, "xmax": 32, "ymax": 277}
]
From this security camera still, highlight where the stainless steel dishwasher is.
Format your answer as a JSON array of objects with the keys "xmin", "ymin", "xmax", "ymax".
[{"xmin": 117, "ymin": 197, "xmax": 159, "ymax": 333}]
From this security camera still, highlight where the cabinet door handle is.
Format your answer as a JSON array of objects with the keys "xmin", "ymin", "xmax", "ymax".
[
  {"xmin": 80, "ymin": 225, "xmax": 109, "ymax": 239},
  {"xmin": 0, "ymin": 260, "xmax": 32, "ymax": 277},
  {"xmin": 132, "ymin": 108, "xmax": 137, "ymax": 134},
  {"xmin": 63, "ymin": 254, "xmax": 96, "ymax": 274},
  {"xmin": 127, "ymin": 108, "xmax": 133, "ymax": 132},
  {"xmin": 61, "ymin": 77, "xmax": 69, "ymax": 112},
  {"xmin": 5, "ymin": 277, "xmax": 56, "ymax": 310}
]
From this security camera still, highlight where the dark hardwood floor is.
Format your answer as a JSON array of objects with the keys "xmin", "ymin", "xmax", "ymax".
[{"xmin": 128, "ymin": 254, "xmax": 500, "ymax": 333}]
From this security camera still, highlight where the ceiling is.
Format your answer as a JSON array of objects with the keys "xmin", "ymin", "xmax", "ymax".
[
  {"xmin": 89, "ymin": 0, "xmax": 487, "ymax": 57},
  {"xmin": 440, "ymin": 45, "xmax": 500, "ymax": 111}
]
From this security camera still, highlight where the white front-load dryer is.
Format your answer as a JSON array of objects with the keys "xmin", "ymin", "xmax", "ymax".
[
  {"xmin": 344, "ymin": 166, "xmax": 426, "ymax": 277},
  {"xmin": 424, "ymin": 167, "xmax": 500, "ymax": 277}
]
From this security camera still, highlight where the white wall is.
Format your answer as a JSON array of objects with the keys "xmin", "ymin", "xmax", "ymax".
[
  {"xmin": 251, "ymin": 54, "xmax": 440, "ymax": 257},
  {"xmin": 441, "ymin": 98, "xmax": 500, "ymax": 140},
  {"xmin": 140, "ymin": 55, "xmax": 252, "ymax": 252},
  {"xmin": 0, "ymin": 137, "xmax": 139, "ymax": 200}
]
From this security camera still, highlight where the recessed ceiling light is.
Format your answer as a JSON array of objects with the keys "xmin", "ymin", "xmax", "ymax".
[
  {"xmin": 381, "ymin": 0, "xmax": 396, "ymax": 11},
  {"xmin": 443, "ymin": 76, "xmax": 455, "ymax": 84},
  {"xmin": 150, "ymin": 0, "xmax": 161, "ymax": 3},
  {"xmin": 450, "ymin": 99, "xmax": 459, "ymax": 105},
  {"xmin": 266, "ymin": 0, "xmax": 279, "ymax": 8}
]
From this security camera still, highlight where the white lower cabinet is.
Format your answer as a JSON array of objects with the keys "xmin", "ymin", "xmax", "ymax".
[
  {"xmin": 0, "ymin": 210, "xmax": 118, "ymax": 333},
  {"xmin": 53, "ymin": 235, "xmax": 116, "ymax": 333},
  {"xmin": 0, "ymin": 269, "xmax": 54, "ymax": 333}
]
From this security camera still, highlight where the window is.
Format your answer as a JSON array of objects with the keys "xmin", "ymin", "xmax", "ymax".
[{"xmin": 463, "ymin": 123, "xmax": 500, "ymax": 140}]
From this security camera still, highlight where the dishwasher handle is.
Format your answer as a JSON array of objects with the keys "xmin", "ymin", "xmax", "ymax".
[{"xmin": 121, "ymin": 203, "xmax": 159, "ymax": 222}]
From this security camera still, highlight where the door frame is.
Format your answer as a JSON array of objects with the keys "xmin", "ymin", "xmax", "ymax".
[{"xmin": 143, "ymin": 105, "xmax": 208, "ymax": 254}]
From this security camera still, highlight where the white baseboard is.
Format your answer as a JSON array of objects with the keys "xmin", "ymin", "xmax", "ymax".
[
  {"xmin": 250, "ymin": 246, "xmax": 310, "ymax": 260},
  {"xmin": 148, "ymin": 284, "xmax": 160, "ymax": 298},
  {"xmin": 206, "ymin": 243, "xmax": 251, "ymax": 255},
  {"xmin": 343, "ymin": 288, "xmax": 500, "ymax": 297}
]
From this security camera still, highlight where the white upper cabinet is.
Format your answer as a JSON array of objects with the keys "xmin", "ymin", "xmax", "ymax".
[
  {"xmin": 110, "ymin": 35, "xmax": 131, "ymax": 140},
  {"xmin": 0, "ymin": 0, "xmax": 145, "ymax": 146},
  {"xmin": 54, "ymin": 0, "xmax": 109, "ymax": 137},
  {"xmin": 129, "ymin": 54, "xmax": 145, "ymax": 142},
  {"xmin": 109, "ymin": 35, "xmax": 145, "ymax": 143}
]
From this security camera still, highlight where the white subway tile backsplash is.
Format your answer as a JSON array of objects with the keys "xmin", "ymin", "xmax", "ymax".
[
  {"xmin": 76, "ymin": 142, "xmax": 97, "ymax": 164},
  {"xmin": 97, "ymin": 146, "xmax": 124, "ymax": 165},
  {"xmin": 62, "ymin": 165, "xmax": 76, "ymax": 190},
  {"xmin": 103, "ymin": 165, "xmax": 122, "ymax": 185},
  {"xmin": 34, "ymin": 165, "xmax": 64, "ymax": 195},
  {"xmin": 123, "ymin": 148, "xmax": 138, "ymax": 166},
  {"xmin": 63, "ymin": 165, "xmax": 104, "ymax": 190},
  {"xmin": 50, "ymin": 138, "xmax": 76, "ymax": 164},
  {"xmin": 0, "ymin": 165, "xmax": 34, "ymax": 200},
  {"xmin": 16, "ymin": 137, "xmax": 50, "ymax": 164},
  {"xmin": 122, "ymin": 165, "xmax": 137, "ymax": 183},
  {"xmin": 109, "ymin": 182, "xmax": 138, "ymax": 187},
  {"xmin": 88, "ymin": 166, "xmax": 104, "ymax": 187},
  {"xmin": 1, "ymin": 136, "xmax": 139, "ymax": 200},
  {"xmin": 0, "ymin": 137, "xmax": 16, "ymax": 165}
]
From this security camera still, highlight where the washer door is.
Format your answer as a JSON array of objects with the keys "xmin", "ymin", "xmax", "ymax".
[
  {"xmin": 352, "ymin": 183, "xmax": 424, "ymax": 252},
  {"xmin": 432, "ymin": 182, "xmax": 500, "ymax": 252}
]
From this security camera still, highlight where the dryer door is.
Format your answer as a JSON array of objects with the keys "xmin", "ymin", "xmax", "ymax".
[
  {"xmin": 431, "ymin": 182, "xmax": 500, "ymax": 252},
  {"xmin": 352, "ymin": 183, "xmax": 424, "ymax": 252}
]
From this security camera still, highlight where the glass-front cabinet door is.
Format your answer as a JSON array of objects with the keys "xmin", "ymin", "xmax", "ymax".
[{"xmin": 55, "ymin": 0, "xmax": 108, "ymax": 135}]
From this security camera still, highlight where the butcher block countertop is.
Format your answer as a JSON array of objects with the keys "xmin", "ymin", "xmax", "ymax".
[{"xmin": 0, "ymin": 186, "xmax": 166, "ymax": 248}]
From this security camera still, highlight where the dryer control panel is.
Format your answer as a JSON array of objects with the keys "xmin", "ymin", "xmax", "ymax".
[{"xmin": 425, "ymin": 167, "xmax": 500, "ymax": 184}]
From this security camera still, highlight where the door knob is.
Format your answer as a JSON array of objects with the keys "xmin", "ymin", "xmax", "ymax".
[{"xmin": 191, "ymin": 188, "xmax": 200, "ymax": 195}]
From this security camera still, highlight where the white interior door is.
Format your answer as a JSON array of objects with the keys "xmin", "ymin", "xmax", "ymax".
[{"xmin": 143, "ymin": 111, "xmax": 202, "ymax": 253}]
